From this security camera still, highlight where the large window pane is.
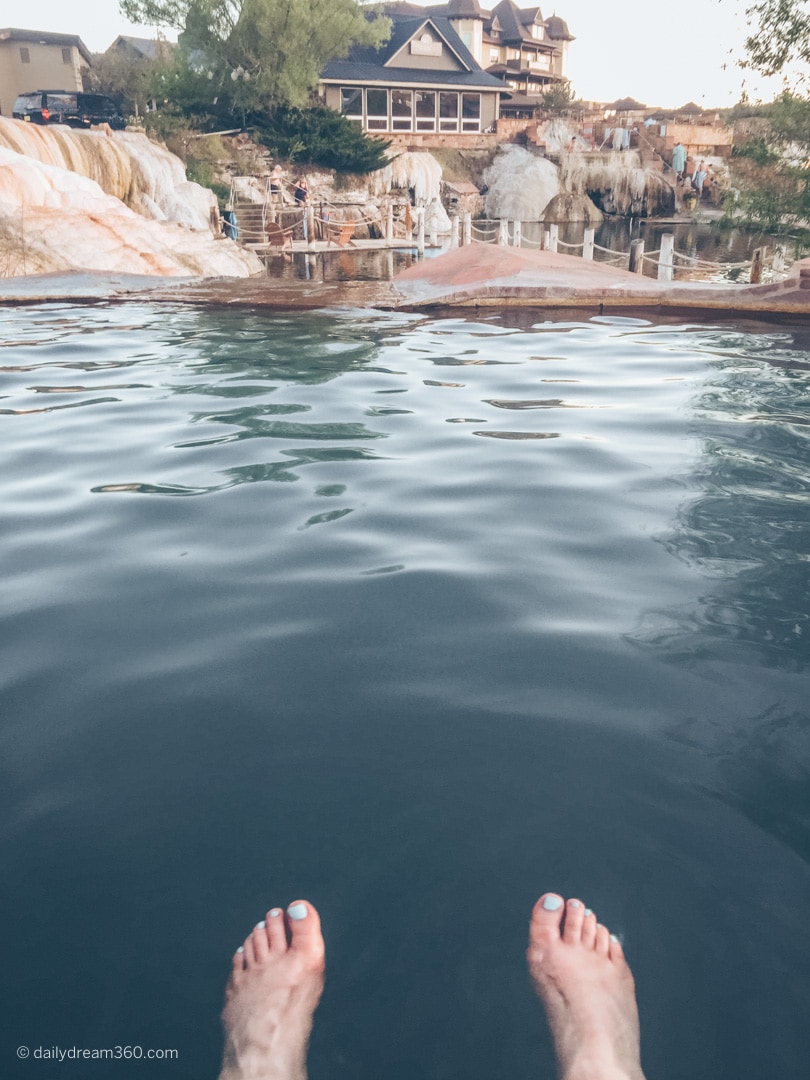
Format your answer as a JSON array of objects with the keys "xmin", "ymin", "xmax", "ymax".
[
  {"xmin": 340, "ymin": 88, "xmax": 362, "ymax": 120},
  {"xmin": 366, "ymin": 88, "xmax": 388, "ymax": 131},
  {"xmin": 391, "ymin": 90, "xmax": 413, "ymax": 132},
  {"xmin": 461, "ymin": 93, "xmax": 481, "ymax": 132},
  {"xmin": 415, "ymin": 90, "xmax": 436, "ymax": 132},
  {"xmin": 439, "ymin": 91, "xmax": 458, "ymax": 132}
]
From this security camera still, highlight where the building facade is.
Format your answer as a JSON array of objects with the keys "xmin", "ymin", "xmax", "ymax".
[
  {"xmin": 0, "ymin": 28, "xmax": 91, "ymax": 118},
  {"xmin": 320, "ymin": 14, "xmax": 505, "ymax": 138}
]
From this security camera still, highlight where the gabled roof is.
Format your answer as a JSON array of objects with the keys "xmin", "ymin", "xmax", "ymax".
[
  {"xmin": 0, "ymin": 26, "xmax": 92, "ymax": 64},
  {"xmin": 489, "ymin": 1, "xmax": 548, "ymax": 46},
  {"xmin": 321, "ymin": 15, "xmax": 504, "ymax": 90},
  {"xmin": 609, "ymin": 96, "xmax": 647, "ymax": 111},
  {"xmin": 107, "ymin": 35, "xmax": 172, "ymax": 61}
]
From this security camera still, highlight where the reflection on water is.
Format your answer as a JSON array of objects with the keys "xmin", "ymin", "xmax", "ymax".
[{"xmin": 1, "ymin": 304, "xmax": 809, "ymax": 1080}]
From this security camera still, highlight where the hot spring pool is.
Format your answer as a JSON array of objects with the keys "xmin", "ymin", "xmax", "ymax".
[{"xmin": 1, "ymin": 303, "xmax": 809, "ymax": 1079}]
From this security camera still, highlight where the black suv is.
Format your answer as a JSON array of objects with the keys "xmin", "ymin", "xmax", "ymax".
[{"xmin": 13, "ymin": 91, "xmax": 126, "ymax": 130}]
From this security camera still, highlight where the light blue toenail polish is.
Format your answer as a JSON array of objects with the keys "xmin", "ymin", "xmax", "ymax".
[
  {"xmin": 570, "ymin": 900, "xmax": 582, "ymax": 908},
  {"xmin": 269, "ymin": 908, "xmax": 282, "ymax": 918},
  {"xmin": 585, "ymin": 909, "xmax": 593, "ymax": 917},
  {"xmin": 610, "ymin": 933, "xmax": 620, "ymax": 943},
  {"xmin": 287, "ymin": 903, "xmax": 308, "ymax": 920},
  {"xmin": 542, "ymin": 895, "xmax": 563, "ymax": 911},
  {"xmin": 256, "ymin": 920, "xmax": 266, "ymax": 929},
  {"xmin": 236, "ymin": 946, "xmax": 244, "ymax": 954}
]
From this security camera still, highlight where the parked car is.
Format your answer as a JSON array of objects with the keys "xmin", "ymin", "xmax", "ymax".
[{"xmin": 12, "ymin": 91, "xmax": 126, "ymax": 129}]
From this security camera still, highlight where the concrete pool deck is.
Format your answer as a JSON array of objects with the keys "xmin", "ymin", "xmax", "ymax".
[{"xmin": 1, "ymin": 244, "xmax": 808, "ymax": 319}]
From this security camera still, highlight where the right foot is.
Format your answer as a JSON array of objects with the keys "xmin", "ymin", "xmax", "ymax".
[
  {"xmin": 219, "ymin": 900, "xmax": 325, "ymax": 1080},
  {"xmin": 527, "ymin": 893, "xmax": 645, "ymax": 1080}
]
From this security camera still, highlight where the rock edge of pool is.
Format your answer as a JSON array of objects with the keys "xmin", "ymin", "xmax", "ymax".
[{"xmin": 2, "ymin": 246, "xmax": 809, "ymax": 319}]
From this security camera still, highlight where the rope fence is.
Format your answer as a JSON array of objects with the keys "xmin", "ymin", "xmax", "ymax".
[{"xmin": 224, "ymin": 178, "xmax": 790, "ymax": 283}]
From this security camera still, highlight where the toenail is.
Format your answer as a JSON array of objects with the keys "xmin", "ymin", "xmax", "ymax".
[
  {"xmin": 610, "ymin": 933, "xmax": 620, "ymax": 943},
  {"xmin": 584, "ymin": 909, "xmax": 593, "ymax": 917},
  {"xmin": 570, "ymin": 900, "xmax": 582, "ymax": 908},
  {"xmin": 269, "ymin": 908, "xmax": 282, "ymax": 917},
  {"xmin": 542, "ymin": 895, "xmax": 563, "ymax": 911},
  {"xmin": 287, "ymin": 903, "xmax": 308, "ymax": 920},
  {"xmin": 236, "ymin": 946, "xmax": 244, "ymax": 954},
  {"xmin": 256, "ymin": 920, "xmax": 266, "ymax": 929}
]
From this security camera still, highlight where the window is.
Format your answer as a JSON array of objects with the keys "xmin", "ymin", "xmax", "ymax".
[
  {"xmin": 62, "ymin": 47, "xmax": 72, "ymax": 64},
  {"xmin": 415, "ymin": 90, "xmax": 436, "ymax": 132},
  {"xmin": 461, "ymin": 93, "xmax": 481, "ymax": 132},
  {"xmin": 366, "ymin": 88, "xmax": 388, "ymax": 131},
  {"xmin": 391, "ymin": 89, "xmax": 413, "ymax": 132},
  {"xmin": 340, "ymin": 87, "xmax": 363, "ymax": 122},
  {"xmin": 19, "ymin": 47, "xmax": 30, "ymax": 63},
  {"xmin": 490, "ymin": 48, "xmax": 500, "ymax": 63},
  {"xmin": 439, "ymin": 91, "xmax": 459, "ymax": 133}
]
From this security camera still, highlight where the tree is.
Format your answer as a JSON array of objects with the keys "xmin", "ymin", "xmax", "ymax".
[
  {"xmin": 119, "ymin": 0, "xmax": 391, "ymax": 118},
  {"xmin": 742, "ymin": 0, "xmax": 809, "ymax": 83},
  {"xmin": 85, "ymin": 45, "xmax": 173, "ymax": 119}
]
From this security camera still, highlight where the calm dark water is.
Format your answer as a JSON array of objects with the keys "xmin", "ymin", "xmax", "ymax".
[{"xmin": 1, "ymin": 305, "xmax": 809, "ymax": 1080}]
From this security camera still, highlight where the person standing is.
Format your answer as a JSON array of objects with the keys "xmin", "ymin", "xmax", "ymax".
[
  {"xmin": 693, "ymin": 160, "xmax": 708, "ymax": 202},
  {"xmin": 672, "ymin": 141, "xmax": 686, "ymax": 181},
  {"xmin": 294, "ymin": 177, "xmax": 309, "ymax": 242}
]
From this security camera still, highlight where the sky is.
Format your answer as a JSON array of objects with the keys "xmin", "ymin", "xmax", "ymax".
[{"xmin": 0, "ymin": 0, "xmax": 794, "ymax": 108}]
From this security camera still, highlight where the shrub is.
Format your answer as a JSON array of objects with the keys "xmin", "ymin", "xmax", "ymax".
[{"xmin": 256, "ymin": 106, "xmax": 392, "ymax": 173}]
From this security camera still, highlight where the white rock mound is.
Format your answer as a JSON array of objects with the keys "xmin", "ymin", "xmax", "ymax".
[{"xmin": 0, "ymin": 118, "xmax": 262, "ymax": 278}]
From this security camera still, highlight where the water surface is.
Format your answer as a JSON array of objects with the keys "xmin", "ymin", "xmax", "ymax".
[{"xmin": 1, "ymin": 304, "xmax": 809, "ymax": 1079}]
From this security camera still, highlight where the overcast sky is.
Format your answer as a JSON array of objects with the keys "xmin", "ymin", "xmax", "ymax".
[{"xmin": 0, "ymin": 0, "xmax": 792, "ymax": 108}]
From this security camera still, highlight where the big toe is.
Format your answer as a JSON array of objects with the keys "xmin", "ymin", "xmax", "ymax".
[
  {"xmin": 286, "ymin": 900, "xmax": 325, "ymax": 967},
  {"xmin": 529, "ymin": 892, "xmax": 565, "ymax": 947}
]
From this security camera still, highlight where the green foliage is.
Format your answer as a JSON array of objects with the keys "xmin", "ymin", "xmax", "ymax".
[
  {"xmin": 539, "ymin": 82, "xmax": 577, "ymax": 112},
  {"xmin": 256, "ymin": 105, "xmax": 391, "ymax": 172},
  {"xmin": 743, "ymin": 0, "xmax": 810, "ymax": 83},
  {"xmin": 85, "ymin": 47, "xmax": 168, "ymax": 118},
  {"xmin": 119, "ymin": 0, "xmax": 391, "ymax": 118},
  {"xmin": 732, "ymin": 137, "xmax": 780, "ymax": 164}
]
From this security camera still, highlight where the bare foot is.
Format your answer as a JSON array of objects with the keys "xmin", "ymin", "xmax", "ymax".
[
  {"xmin": 527, "ymin": 893, "xmax": 645, "ymax": 1080},
  {"xmin": 219, "ymin": 900, "xmax": 325, "ymax": 1080}
]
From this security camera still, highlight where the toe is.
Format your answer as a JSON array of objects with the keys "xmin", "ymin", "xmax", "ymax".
[
  {"xmin": 581, "ymin": 908, "xmax": 597, "ymax": 949},
  {"xmin": 529, "ymin": 893, "xmax": 565, "ymax": 945},
  {"xmin": 251, "ymin": 919, "xmax": 270, "ymax": 961},
  {"xmin": 286, "ymin": 900, "xmax": 325, "ymax": 966},
  {"xmin": 595, "ymin": 922, "xmax": 610, "ymax": 957},
  {"xmin": 609, "ymin": 932, "xmax": 626, "ymax": 964},
  {"xmin": 241, "ymin": 931, "xmax": 257, "ymax": 967},
  {"xmin": 266, "ymin": 907, "xmax": 287, "ymax": 951},
  {"xmin": 231, "ymin": 945, "xmax": 246, "ymax": 978},
  {"xmin": 562, "ymin": 898, "xmax": 585, "ymax": 943}
]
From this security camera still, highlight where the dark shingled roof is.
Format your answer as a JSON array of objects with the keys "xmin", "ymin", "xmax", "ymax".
[
  {"xmin": 321, "ymin": 15, "xmax": 504, "ymax": 89},
  {"xmin": 545, "ymin": 15, "xmax": 574, "ymax": 40}
]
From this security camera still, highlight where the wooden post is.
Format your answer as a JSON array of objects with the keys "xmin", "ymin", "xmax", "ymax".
[
  {"xmin": 498, "ymin": 218, "xmax": 509, "ymax": 246},
  {"xmin": 513, "ymin": 219, "xmax": 522, "ymax": 248},
  {"xmin": 417, "ymin": 207, "xmax": 425, "ymax": 255},
  {"xmin": 450, "ymin": 213, "xmax": 459, "ymax": 249},
  {"xmin": 306, "ymin": 205, "xmax": 315, "ymax": 247},
  {"xmin": 548, "ymin": 223, "xmax": 559, "ymax": 252},
  {"xmin": 582, "ymin": 227, "xmax": 595, "ymax": 261},
  {"xmin": 629, "ymin": 238, "xmax": 645, "ymax": 274},
  {"xmin": 658, "ymin": 233, "xmax": 674, "ymax": 281},
  {"xmin": 386, "ymin": 200, "xmax": 394, "ymax": 243},
  {"xmin": 543, "ymin": 229, "xmax": 550, "ymax": 251},
  {"xmin": 750, "ymin": 247, "xmax": 763, "ymax": 284},
  {"xmin": 463, "ymin": 212, "xmax": 472, "ymax": 246}
]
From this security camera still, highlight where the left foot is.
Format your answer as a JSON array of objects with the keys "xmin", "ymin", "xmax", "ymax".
[{"xmin": 219, "ymin": 900, "xmax": 325, "ymax": 1080}]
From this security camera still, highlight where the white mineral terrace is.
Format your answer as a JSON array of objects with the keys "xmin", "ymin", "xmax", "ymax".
[{"xmin": 0, "ymin": 118, "xmax": 262, "ymax": 277}]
